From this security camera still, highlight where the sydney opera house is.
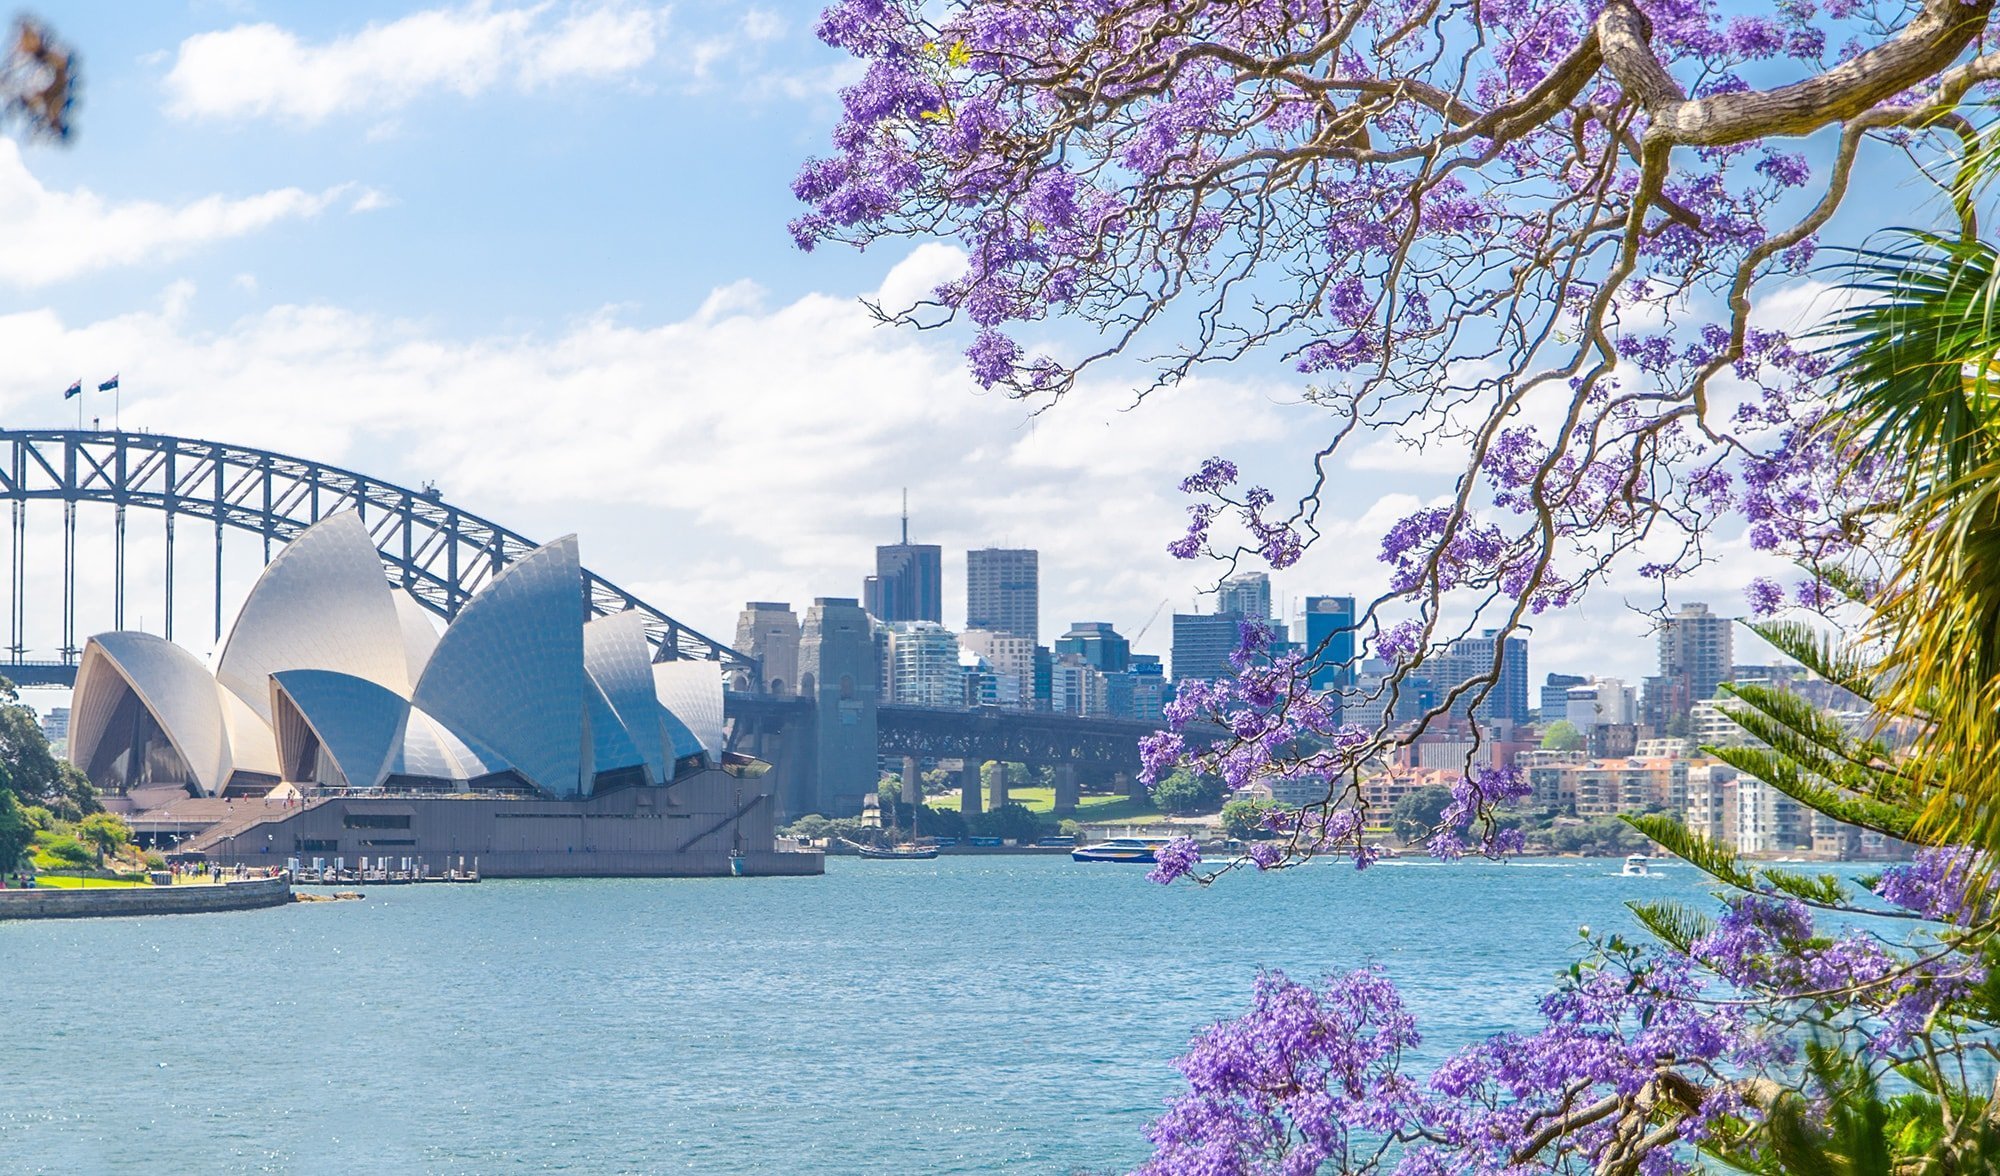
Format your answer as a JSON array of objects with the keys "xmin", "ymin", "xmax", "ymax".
[{"xmin": 70, "ymin": 514, "xmax": 816, "ymax": 877}]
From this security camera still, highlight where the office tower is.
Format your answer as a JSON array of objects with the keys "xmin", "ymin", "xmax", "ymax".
[
  {"xmin": 1433, "ymin": 629, "xmax": 1530, "ymax": 726},
  {"xmin": 1302, "ymin": 595, "xmax": 1356, "ymax": 692},
  {"xmin": 1539, "ymin": 673, "xmax": 1587, "ymax": 718},
  {"xmin": 959, "ymin": 628, "xmax": 1036, "ymax": 704},
  {"xmin": 862, "ymin": 493, "xmax": 942, "ymax": 623},
  {"xmin": 1172, "ymin": 612, "xmax": 1243, "ymax": 684},
  {"xmin": 1050, "ymin": 654, "xmax": 1109, "ymax": 716},
  {"xmin": 1106, "ymin": 656, "xmax": 1168, "ymax": 723},
  {"xmin": 1054, "ymin": 621, "xmax": 1131, "ymax": 673},
  {"xmin": 966, "ymin": 547, "xmax": 1038, "ymax": 641},
  {"xmin": 1218, "ymin": 571, "xmax": 1272, "ymax": 621}
]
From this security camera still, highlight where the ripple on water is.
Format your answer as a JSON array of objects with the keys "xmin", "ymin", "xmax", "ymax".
[{"xmin": 0, "ymin": 856, "xmax": 1721, "ymax": 1173}]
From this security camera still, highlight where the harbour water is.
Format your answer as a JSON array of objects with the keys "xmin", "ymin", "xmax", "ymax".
[{"xmin": 0, "ymin": 855, "xmax": 1720, "ymax": 1173}]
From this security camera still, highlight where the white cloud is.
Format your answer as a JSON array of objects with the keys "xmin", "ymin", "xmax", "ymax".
[
  {"xmin": 0, "ymin": 255, "xmax": 1315, "ymax": 657},
  {"xmin": 164, "ymin": 2, "xmax": 670, "ymax": 124},
  {"xmin": 0, "ymin": 140, "xmax": 345, "ymax": 288}
]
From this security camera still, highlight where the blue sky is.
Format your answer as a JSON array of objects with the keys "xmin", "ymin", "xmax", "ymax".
[{"xmin": 3, "ymin": 0, "xmax": 1881, "ymax": 701}]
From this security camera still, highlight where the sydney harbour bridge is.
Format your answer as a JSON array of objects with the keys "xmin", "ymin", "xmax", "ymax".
[{"xmin": 0, "ymin": 428, "xmax": 1165, "ymax": 818}]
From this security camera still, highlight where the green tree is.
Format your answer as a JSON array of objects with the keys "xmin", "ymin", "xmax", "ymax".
[
  {"xmin": 1220, "ymin": 796, "xmax": 1276, "ymax": 841},
  {"xmin": 914, "ymin": 803, "xmax": 967, "ymax": 840},
  {"xmin": 76, "ymin": 811, "xmax": 129, "ymax": 865},
  {"xmin": 0, "ymin": 787, "xmax": 31, "ymax": 873},
  {"xmin": 1150, "ymin": 768, "xmax": 1224, "ymax": 815},
  {"xmin": 0, "ymin": 678, "xmax": 98, "ymax": 818},
  {"xmin": 972, "ymin": 802, "xmax": 1044, "ymax": 843},
  {"xmin": 781, "ymin": 815, "xmax": 833, "ymax": 842},
  {"xmin": 1390, "ymin": 785, "xmax": 1455, "ymax": 845},
  {"xmin": 1540, "ymin": 720, "xmax": 1584, "ymax": 751}
]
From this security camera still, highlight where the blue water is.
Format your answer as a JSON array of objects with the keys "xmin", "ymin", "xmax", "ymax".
[{"xmin": 0, "ymin": 856, "xmax": 1719, "ymax": 1173}]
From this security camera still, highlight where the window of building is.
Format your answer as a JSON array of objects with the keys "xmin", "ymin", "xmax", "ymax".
[{"xmin": 343, "ymin": 813, "xmax": 412, "ymax": 829}]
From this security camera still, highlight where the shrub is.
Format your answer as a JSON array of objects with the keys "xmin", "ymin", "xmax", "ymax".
[{"xmin": 42, "ymin": 836, "xmax": 93, "ymax": 867}]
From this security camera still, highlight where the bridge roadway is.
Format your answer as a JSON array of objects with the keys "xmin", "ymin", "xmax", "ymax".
[{"xmin": 723, "ymin": 692, "xmax": 1183, "ymax": 816}]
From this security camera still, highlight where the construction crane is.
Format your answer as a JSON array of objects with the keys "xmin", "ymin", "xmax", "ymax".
[{"xmin": 1132, "ymin": 597, "xmax": 1171, "ymax": 645}]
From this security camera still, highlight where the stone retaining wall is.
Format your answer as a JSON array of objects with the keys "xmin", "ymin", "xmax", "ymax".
[{"xmin": 0, "ymin": 876, "xmax": 291, "ymax": 920}]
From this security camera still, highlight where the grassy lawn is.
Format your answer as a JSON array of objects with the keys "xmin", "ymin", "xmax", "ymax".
[
  {"xmin": 21, "ymin": 875, "xmax": 153, "ymax": 889},
  {"xmin": 926, "ymin": 786, "xmax": 1167, "ymax": 824}
]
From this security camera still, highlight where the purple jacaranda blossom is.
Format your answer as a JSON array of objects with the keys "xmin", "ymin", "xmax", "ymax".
[
  {"xmin": 1876, "ymin": 848, "xmax": 1990, "ymax": 924},
  {"xmin": 1147, "ymin": 836, "xmax": 1201, "ymax": 884},
  {"xmin": 1746, "ymin": 576, "xmax": 1786, "ymax": 616}
]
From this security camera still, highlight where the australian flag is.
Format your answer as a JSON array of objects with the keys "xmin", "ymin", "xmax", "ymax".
[
  {"xmin": 62, "ymin": 379, "xmax": 80, "ymax": 399},
  {"xmin": 97, "ymin": 374, "xmax": 118, "ymax": 392}
]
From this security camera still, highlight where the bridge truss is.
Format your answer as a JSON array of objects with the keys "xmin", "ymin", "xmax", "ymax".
[{"xmin": 0, "ymin": 429, "xmax": 751, "ymax": 670}]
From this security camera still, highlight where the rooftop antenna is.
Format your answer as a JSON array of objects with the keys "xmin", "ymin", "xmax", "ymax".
[{"xmin": 900, "ymin": 488, "xmax": 909, "ymax": 545}]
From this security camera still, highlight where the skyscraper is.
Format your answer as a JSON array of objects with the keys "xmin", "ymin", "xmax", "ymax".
[
  {"xmin": 1651, "ymin": 602, "xmax": 1735, "ymax": 726},
  {"xmin": 1433, "ymin": 629, "xmax": 1530, "ymax": 726},
  {"xmin": 862, "ymin": 493, "xmax": 942, "ymax": 623},
  {"xmin": 1054, "ymin": 622, "xmax": 1131, "ymax": 673},
  {"xmin": 966, "ymin": 547, "xmax": 1038, "ymax": 640},
  {"xmin": 1218, "ymin": 571, "xmax": 1272, "ymax": 621},
  {"xmin": 1172, "ymin": 612, "xmax": 1243, "ymax": 684},
  {"xmin": 1302, "ymin": 595, "xmax": 1356, "ymax": 692}
]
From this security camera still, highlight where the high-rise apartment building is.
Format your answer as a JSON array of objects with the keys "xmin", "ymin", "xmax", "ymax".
[
  {"xmin": 1218, "ymin": 571, "xmax": 1272, "ymax": 621},
  {"xmin": 966, "ymin": 547, "xmax": 1038, "ymax": 641},
  {"xmin": 883, "ymin": 622, "xmax": 963, "ymax": 709},
  {"xmin": 1648, "ymin": 602, "xmax": 1735, "ymax": 726},
  {"xmin": 1050, "ymin": 654, "xmax": 1109, "ymax": 716},
  {"xmin": 862, "ymin": 496, "xmax": 942, "ymax": 623}
]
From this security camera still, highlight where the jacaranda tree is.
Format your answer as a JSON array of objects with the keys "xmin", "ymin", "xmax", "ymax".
[
  {"xmin": 794, "ymin": 0, "xmax": 2000, "ymax": 1170},
  {"xmin": 794, "ymin": 0, "xmax": 2000, "ymax": 846}
]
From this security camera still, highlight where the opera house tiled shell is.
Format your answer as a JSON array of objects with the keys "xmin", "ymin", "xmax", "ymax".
[{"xmin": 69, "ymin": 513, "xmax": 722, "ymax": 800}]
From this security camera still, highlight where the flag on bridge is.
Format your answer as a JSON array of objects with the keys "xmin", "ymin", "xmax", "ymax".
[
  {"xmin": 97, "ymin": 374, "xmax": 118, "ymax": 392},
  {"xmin": 62, "ymin": 379, "xmax": 80, "ymax": 399}
]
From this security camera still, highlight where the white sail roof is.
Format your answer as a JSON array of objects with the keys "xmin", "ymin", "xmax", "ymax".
[
  {"xmin": 72, "ymin": 633, "xmax": 237, "ymax": 796},
  {"xmin": 652, "ymin": 659, "xmax": 725, "ymax": 764},
  {"xmin": 213, "ymin": 512, "xmax": 413, "ymax": 723},
  {"xmin": 584, "ymin": 611, "xmax": 669, "ymax": 784},
  {"xmin": 413, "ymin": 536, "xmax": 588, "ymax": 797}
]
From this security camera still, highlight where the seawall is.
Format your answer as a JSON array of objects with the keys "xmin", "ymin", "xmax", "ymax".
[{"xmin": 0, "ymin": 876, "xmax": 292, "ymax": 920}]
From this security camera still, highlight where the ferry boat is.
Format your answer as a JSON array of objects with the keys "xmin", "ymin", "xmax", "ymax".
[
  {"xmin": 1621, "ymin": 854, "xmax": 1652, "ymax": 877},
  {"xmin": 1071, "ymin": 837, "xmax": 1171, "ymax": 864}
]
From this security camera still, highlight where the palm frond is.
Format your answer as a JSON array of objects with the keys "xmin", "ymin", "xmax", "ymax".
[{"xmin": 1820, "ymin": 232, "xmax": 2000, "ymax": 490}]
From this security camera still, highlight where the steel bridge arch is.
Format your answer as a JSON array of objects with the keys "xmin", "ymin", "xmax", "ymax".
[{"xmin": 0, "ymin": 429, "xmax": 752, "ymax": 670}]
